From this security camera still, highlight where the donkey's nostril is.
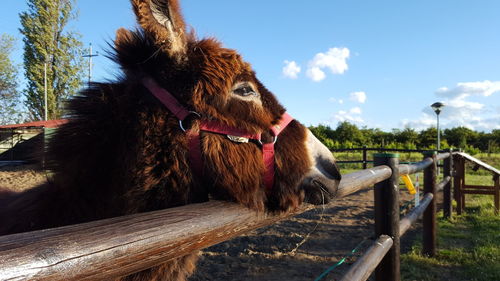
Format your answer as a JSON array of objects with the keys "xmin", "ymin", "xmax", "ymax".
[{"xmin": 312, "ymin": 179, "xmax": 331, "ymax": 197}]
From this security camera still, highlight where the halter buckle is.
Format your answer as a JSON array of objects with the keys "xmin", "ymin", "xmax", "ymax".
[
  {"xmin": 227, "ymin": 135, "xmax": 250, "ymax": 143},
  {"xmin": 179, "ymin": 111, "xmax": 201, "ymax": 132},
  {"xmin": 258, "ymin": 135, "xmax": 278, "ymax": 146}
]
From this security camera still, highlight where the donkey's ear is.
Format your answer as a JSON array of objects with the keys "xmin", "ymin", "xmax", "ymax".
[
  {"xmin": 131, "ymin": 0, "xmax": 187, "ymax": 57},
  {"xmin": 115, "ymin": 28, "xmax": 134, "ymax": 49}
]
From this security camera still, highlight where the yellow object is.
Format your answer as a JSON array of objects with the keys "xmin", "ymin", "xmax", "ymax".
[{"xmin": 401, "ymin": 174, "xmax": 416, "ymax": 195}]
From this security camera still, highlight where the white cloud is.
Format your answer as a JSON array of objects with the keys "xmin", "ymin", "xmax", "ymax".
[
  {"xmin": 328, "ymin": 97, "xmax": 345, "ymax": 104},
  {"xmin": 306, "ymin": 47, "xmax": 350, "ymax": 82},
  {"xmin": 282, "ymin": 60, "xmax": 301, "ymax": 79},
  {"xmin": 349, "ymin": 91, "xmax": 367, "ymax": 103},
  {"xmin": 350, "ymin": 107, "xmax": 362, "ymax": 114},
  {"xmin": 436, "ymin": 80, "xmax": 500, "ymax": 98},
  {"xmin": 403, "ymin": 80, "xmax": 500, "ymax": 131},
  {"xmin": 334, "ymin": 107, "xmax": 364, "ymax": 123},
  {"xmin": 306, "ymin": 67, "xmax": 326, "ymax": 82},
  {"xmin": 401, "ymin": 113, "xmax": 437, "ymax": 131}
]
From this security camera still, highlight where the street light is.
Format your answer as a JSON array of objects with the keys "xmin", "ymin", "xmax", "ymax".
[{"xmin": 431, "ymin": 102, "xmax": 445, "ymax": 151}]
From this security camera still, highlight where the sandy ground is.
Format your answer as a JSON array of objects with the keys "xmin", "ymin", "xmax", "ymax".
[
  {"xmin": 0, "ymin": 164, "xmax": 48, "ymax": 192},
  {"xmin": 1, "ymin": 165, "xmax": 420, "ymax": 281},
  {"xmin": 190, "ymin": 188, "xmax": 418, "ymax": 281}
]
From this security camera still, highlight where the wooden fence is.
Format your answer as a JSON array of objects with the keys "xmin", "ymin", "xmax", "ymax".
[
  {"xmin": 331, "ymin": 146, "xmax": 448, "ymax": 169},
  {"xmin": 453, "ymin": 152, "xmax": 500, "ymax": 215},
  {"xmin": 0, "ymin": 151, "xmax": 498, "ymax": 281}
]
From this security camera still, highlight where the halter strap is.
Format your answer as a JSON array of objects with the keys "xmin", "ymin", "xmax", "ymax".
[
  {"xmin": 142, "ymin": 77, "xmax": 294, "ymax": 191},
  {"xmin": 142, "ymin": 77, "xmax": 192, "ymax": 121}
]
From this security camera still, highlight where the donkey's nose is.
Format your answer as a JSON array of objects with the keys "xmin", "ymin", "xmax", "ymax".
[
  {"xmin": 301, "ymin": 130, "xmax": 341, "ymax": 205},
  {"xmin": 301, "ymin": 167, "xmax": 340, "ymax": 204}
]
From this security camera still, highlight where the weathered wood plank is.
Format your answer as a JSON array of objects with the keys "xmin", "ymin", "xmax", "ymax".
[
  {"xmin": 461, "ymin": 190, "xmax": 495, "ymax": 195},
  {"xmin": 455, "ymin": 152, "xmax": 500, "ymax": 175},
  {"xmin": 443, "ymin": 154, "xmax": 452, "ymax": 218},
  {"xmin": 437, "ymin": 176, "xmax": 451, "ymax": 191},
  {"xmin": 463, "ymin": 185, "xmax": 495, "ymax": 190},
  {"xmin": 494, "ymin": 175, "xmax": 499, "ymax": 215},
  {"xmin": 0, "ymin": 201, "xmax": 285, "ymax": 281},
  {"xmin": 399, "ymin": 193, "xmax": 433, "ymax": 236},
  {"xmin": 398, "ymin": 158, "xmax": 433, "ymax": 175},
  {"xmin": 336, "ymin": 166, "xmax": 391, "ymax": 197},
  {"xmin": 339, "ymin": 235, "xmax": 393, "ymax": 281},
  {"xmin": 0, "ymin": 166, "xmax": 395, "ymax": 281},
  {"xmin": 373, "ymin": 154, "xmax": 400, "ymax": 281},
  {"xmin": 423, "ymin": 152, "xmax": 437, "ymax": 257},
  {"xmin": 436, "ymin": 152, "xmax": 451, "ymax": 161},
  {"xmin": 0, "ymin": 154, "xmax": 454, "ymax": 281}
]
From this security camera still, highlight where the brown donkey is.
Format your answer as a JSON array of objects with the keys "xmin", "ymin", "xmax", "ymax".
[{"xmin": 0, "ymin": 0, "xmax": 341, "ymax": 280}]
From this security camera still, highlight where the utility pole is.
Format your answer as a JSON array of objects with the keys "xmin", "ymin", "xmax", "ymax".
[
  {"xmin": 82, "ymin": 43, "xmax": 99, "ymax": 86},
  {"xmin": 44, "ymin": 61, "xmax": 48, "ymax": 121}
]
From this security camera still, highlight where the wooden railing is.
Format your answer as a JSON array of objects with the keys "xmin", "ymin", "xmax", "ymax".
[
  {"xmin": 0, "ymin": 151, "xmax": 497, "ymax": 281},
  {"xmin": 453, "ymin": 152, "xmax": 499, "ymax": 215},
  {"xmin": 0, "ymin": 166, "xmax": 392, "ymax": 281},
  {"xmin": 331, "ymin": 146, "xmax": 448, "ymax": 169}
]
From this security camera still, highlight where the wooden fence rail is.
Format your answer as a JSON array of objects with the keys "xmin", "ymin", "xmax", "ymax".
[
  {"xmin": 332, "ymin": 147, "xmax": 450, "ymax": 169},
  {"xmin": 0, "ymin": 164, "xmax": 394, "ymax": 281},
  {"xmin": 343, "ymin": 151, "xmax": 446, "ymax": 281},
  {"xmin": 339, "ymin": 235, "xmax": 393, "ymax": 281},
  {"xmin": 0, "ymin": 156, "xmax": 432, "ymax": 281},
  {"xmin": 0, "ymin": 151, "xmax": 495, "ymax": 281}
]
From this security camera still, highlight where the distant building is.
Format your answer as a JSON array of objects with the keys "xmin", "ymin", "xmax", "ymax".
[{"xmin": 0, "ymin": 120, "xmax": 67, "ymax": 164}]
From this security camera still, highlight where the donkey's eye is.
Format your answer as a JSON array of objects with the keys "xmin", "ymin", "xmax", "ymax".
[{"xmin": 233, "ymin": 85, "xmax": 259, "ymax": 97}]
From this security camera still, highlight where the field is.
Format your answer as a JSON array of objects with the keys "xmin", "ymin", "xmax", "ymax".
[
  {"xmin": 400, "ymin": 170, "xmax": 500, "ymax": 281},
  {"xmin": 0, "ymin": 153, "xmax": 498, "ymax": 280}
]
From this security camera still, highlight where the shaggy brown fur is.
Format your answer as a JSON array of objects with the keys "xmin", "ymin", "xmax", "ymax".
[{"xmin": 0, "ymin": 1, "xmax": 336, "ymax": 280}]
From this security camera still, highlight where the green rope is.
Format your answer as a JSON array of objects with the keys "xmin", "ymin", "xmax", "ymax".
[{"xmin": 313, "ymin": 238, "xmax": 370, "ymax": 281}]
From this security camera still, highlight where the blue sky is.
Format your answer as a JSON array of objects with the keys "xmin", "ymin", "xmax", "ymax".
[{"xmin": 1, "ymin": 0, "xmax": 499, "ymax": 132}]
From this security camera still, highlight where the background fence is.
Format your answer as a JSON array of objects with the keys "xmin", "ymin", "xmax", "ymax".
[{"xmin": 0, "ymin": 151, "xmax": 498, "ymax": 280}]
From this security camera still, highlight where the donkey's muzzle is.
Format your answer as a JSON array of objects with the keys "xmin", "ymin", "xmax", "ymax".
[{"xmin": 301, "ymin": 130, "xmax": 341, "ymax": 205}]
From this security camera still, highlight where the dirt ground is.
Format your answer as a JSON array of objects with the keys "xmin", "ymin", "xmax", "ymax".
[
  {"xmin": 0, "ymin": 165, "xmax": 420, "ymax": 281},
  {"xmin": 190, "ymin": 188, "xmax": 419, "ymax": 281},
  {"xmin": 0, "ymin": 164, "xmax": 48, "ymax": 192}
]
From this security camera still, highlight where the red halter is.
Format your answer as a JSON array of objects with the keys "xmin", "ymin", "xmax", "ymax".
[{"xmin": 142, "ymin": 77, "xmax": 294, "ymax": 191}]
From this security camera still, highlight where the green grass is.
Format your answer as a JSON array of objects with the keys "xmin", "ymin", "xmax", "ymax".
[{"xmin": 401, "ymin": 193, "xmax": 500, "ymax": 281}]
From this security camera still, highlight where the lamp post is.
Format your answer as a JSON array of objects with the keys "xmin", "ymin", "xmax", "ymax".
[
  {"xmin": 431, "ymin": 102, "xmax": 444, "ymax": 175},
  {"xmin": 431, "ymin": 102, "xmax": 445, "ymax": 151}
]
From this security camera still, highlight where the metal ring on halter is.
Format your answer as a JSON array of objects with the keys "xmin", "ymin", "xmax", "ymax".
[
  {"xmin": 179, "ymin": 111, "xmax": 201, "ymax": 132},
  {"xmin": 258, "ymin": 135, "xmax": 278, "ymax": 146}
]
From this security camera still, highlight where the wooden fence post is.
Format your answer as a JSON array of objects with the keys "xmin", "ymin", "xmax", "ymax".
[
  {"xmin": 423, "ymin": 151, "xmax": 437, "ymax": 257},
  {"xmin": 494, "ymin": 174, "xmax": 499, "ymax": 215},
  {"xmin": 363, "ymin": 145, "xmax": 368, "ymax": 169},
  {"xmin": 460, "ymin": 156, "xmax": 466, "ymax": 212},
  {"xmin": 453, "ymin": 154, "xmax": 464, "ymax": 215},
  {"xmin": 373, "ymin": 153, "xmax": 400, "ymax": 281},
  {"xmin": 443, "ymin": 150, "xmax": 452, "ymax": 219}
]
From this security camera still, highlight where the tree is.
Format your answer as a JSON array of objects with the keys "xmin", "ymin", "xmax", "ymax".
[
  {"xmin": 443, "ymin": 127, "xmax": 478, "ymax": 148},
  {"xmin": 335, "ymin": 121, "xmax": 366, "ymax": 146},
  {"xmin": 417, "ymin": 127, "xmax": 438, "ymax": 149},
  {"xmin": 20, "ymin": 0, "xmax": 85, "ymax": 120},
  {"xmin": 0, "ymin": 34, "xmax": 24, "ymax": 125},
  {"xmin": 395, "ymin": 127, "xmax": 419, "ymax": 145}
]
